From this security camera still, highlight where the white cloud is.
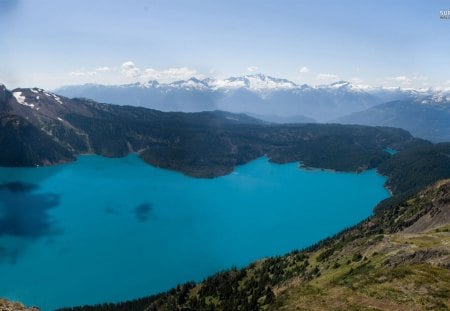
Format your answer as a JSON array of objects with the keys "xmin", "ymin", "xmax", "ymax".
[
  {"xmin": 69, "ymin": 70, "xmax": 97, "ymax": 77},
  {"xmin": 384, "ymin": 74, "xmax": 432, "ymax": 88},
  {"xmin": 317, "ymin": 73, "xmax": 339, "ymax": 81},
  {"xmin": 350, "ymin": 77, "xmax": 363, "ymax": 84},
  {"xmin": 391, "ymin": 75, "xmax": 411, "ymax": 84},
  {"xmin": 412, "ymin": 75, "xmax": 429, "ymax": 81},
  {"xmin": 69, "ymin": 71, "xmax": 85, "ymax": 77},
  {"xmin": 66, "ymin": 61, "xmax": 204, "ymax": 86},
  {"xmin": 95, "ymin": 66, "xmax": 111, "ymax": 72},
  {"xmin": 120, "ymin": 61, "xmax": 141, "ymax": 78},
  {"xmin": 141, "ymin": 67, "xmax": 201, "ymax": 82},
  {"xmin": 300, "ymin": 66, "xmax": 309, "ymax": 73},
  {"xmin": 247, "ymin": 66, "xmax": 258, "ymax": 72},
  {"xmin": 118, "ymin": 61, "xmax": 202, "ymax": 82},
  {"xmin": 70, "ymin": 66, "xmax": 112, "ymax": 77},
  {"xmin": 437, "ymin": 80, "xmax": 450, "ymax": 91}
]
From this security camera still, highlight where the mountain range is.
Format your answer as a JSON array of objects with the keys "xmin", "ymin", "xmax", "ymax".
[
  {"xmin": 0, "ymin": 83, "xmax": 421, "ymax": 178},
  {"xmin": 2, "ymin": 83, "xmax": 450, "ymax": 310},
  {"xmin": 56, "ymin": 75, "xmax": 443, "ymax": 122},
  {"xmin": 55, "ymin": 75, "xmax": 450, "ymax": 142}
]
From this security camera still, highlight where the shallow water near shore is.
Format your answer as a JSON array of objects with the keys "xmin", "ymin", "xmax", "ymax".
[{"xmin": 0, "ymin": 154, "xmax": 389, "ymax": 310}]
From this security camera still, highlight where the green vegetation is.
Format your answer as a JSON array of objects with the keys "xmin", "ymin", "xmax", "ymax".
[
  {"xmin": 376, "ymin": 143, "xmax": 450, "ymax": 212},
  {"xmin": 0, "ymin": 115, "xmax": 75, "ymax": 166},
  {"xmin": 64, "ymin": 102, "xmax": 423, "ymax": 178}
]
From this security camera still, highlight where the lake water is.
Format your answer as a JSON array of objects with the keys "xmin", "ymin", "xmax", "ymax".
[
  {"xmin": 0, "ymin": 155, "xmax": 389, "ymax": 310},
  {"xmin": 384, "ymin": 148, "xmax": 397, "ymax": 155}
]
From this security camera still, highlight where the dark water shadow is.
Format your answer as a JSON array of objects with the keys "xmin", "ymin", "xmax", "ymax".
[
  {"xmin": 0, "ymin": 164, "xmax": 66, "ymax": 188},
  {"xmin": 104, "ymin": 200, "xmax": 122, "ymax": 216},
  {"xmin": 105, "ymin": 206, "xmax": 120, "ymax": 215},
  {"xmin": 0, "ymin": 182, "xmax": 61, "ymax": 263},
  {"xmin": 133, "ymin": 202, "xmax": 154, "ymax": 223}
]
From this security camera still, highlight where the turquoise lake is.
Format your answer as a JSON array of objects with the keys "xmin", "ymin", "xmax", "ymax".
[{"xmin": 0, "ymin": 155, "xmax": 390, "ymax": 310}]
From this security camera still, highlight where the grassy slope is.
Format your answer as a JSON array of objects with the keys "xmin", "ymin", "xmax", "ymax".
[
  {"xmin": 59, "ymin": 180, "xmax": 450, "ymax": 311},
  {"xmin": 273, "ymin": 224, "xmax": 450, "ymax": 310}
]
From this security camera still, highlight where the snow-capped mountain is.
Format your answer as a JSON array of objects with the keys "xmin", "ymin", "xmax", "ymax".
[
  {"xmin": 208, "ymin": 74, "xmax": 298, "ymax": 91},
  {"xmin": 55, "ymin": 74, "xmax": 445, "ymax": 123},
  {"xmin": 167, "ymin": 77, "xmax": 210, "ymax": 90}
]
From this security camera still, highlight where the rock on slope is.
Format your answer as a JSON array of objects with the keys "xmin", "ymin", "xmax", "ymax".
[{"xmin": 0, "ymin": 299, "xmax": 39, "ymax": 311}]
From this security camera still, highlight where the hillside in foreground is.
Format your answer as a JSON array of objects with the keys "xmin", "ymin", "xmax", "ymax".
[{"xmin": 57, "ymin": 179, "xmax": 450, "ymax": 311}]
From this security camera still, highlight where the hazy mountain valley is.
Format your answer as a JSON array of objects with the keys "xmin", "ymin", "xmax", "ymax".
[{"xmin": 55, "ymin": 75, "xmax": 450, "ymax": 143}]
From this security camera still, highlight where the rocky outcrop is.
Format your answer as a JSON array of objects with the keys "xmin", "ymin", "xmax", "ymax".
[
  {"xmin": 0, "ymin": 299, "xmax": 39, "ymax": 311},
  {"xmin": 403, "ymin": 179, "xmax": 450, "ymax": 233}
]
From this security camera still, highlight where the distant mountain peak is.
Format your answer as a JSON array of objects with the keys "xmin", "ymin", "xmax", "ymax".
[
  {"xmin": 9, "ymin": 87, "xmax": 65, "ymax": 110},
  {"xmin": 143, "ymin": 80, "xmax": 160, "ymax": 88},
  {"xmin": 247, "ymin": 74, "xmax": 297, "ymax": 84},
  {"xmin": 0, "ymin": 84, "xmax": 7, "ymax": 95},
  {"xmin": 169, "ymin": 77, "xmax": 209, "ymax": 90},
  {"xmin": 187, "ymin": 77, "xmax": 203, "ymax": 83},
  {"xmin": 329, "ymin": 80, "xmax": 351, "ymax": 88},
  {"xmin": 209, "ymin": 74, "xmax": 298, "ymax": 91},
  {"xmin": 317, "ymin": 80, "xmax": 372, "ymax": 94},
  {"xmin": 420, "ymin": 94, "xmax": 450, "ymax": 105}
]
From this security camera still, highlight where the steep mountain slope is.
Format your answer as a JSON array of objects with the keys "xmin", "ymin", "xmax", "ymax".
[
  {"xmin": 335, "ymin": 97, "xmax": 450, "ymax": 143},
  {"xmin": 0, "ymin": 85, "xmax": 424, "ymax": 178},
  {"xmin": 58, "ymin": 179, "xmax": 450, "ymax": 311},
  {"xmin": 0, "ymin": 86, "xmax": 90, "ymax": 166},
  {"xmin": 55, "ymin": 76, "xmax": 389, "ymax": 122}
]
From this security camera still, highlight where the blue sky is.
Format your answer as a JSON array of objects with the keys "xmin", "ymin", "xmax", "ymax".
[{"xmin": 1, "ymin": 0, "xmax": 450, "ymax": 89}]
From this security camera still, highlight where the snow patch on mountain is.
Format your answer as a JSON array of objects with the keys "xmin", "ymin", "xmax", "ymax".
[
  {"xmin": 420, "ymin": 93, "xmax": 450, "ymax": 105},
  {"xmin": 13, "ymin": 91, "xmax": 35, "ymax": 108},
  {"xmin": 169, "ymin": 78, "xmax": 209, "ymax": 90},
  {"xmin": 209, "ymin": 74, "xmax": 298, "ymax": 91},
  {"xmin": 51, "ymin": 94, "xmax": 63, "ymax": 104},
  {"xmin": 208, "ymin": 78, "xmax": 248, "ymax": 90}
]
